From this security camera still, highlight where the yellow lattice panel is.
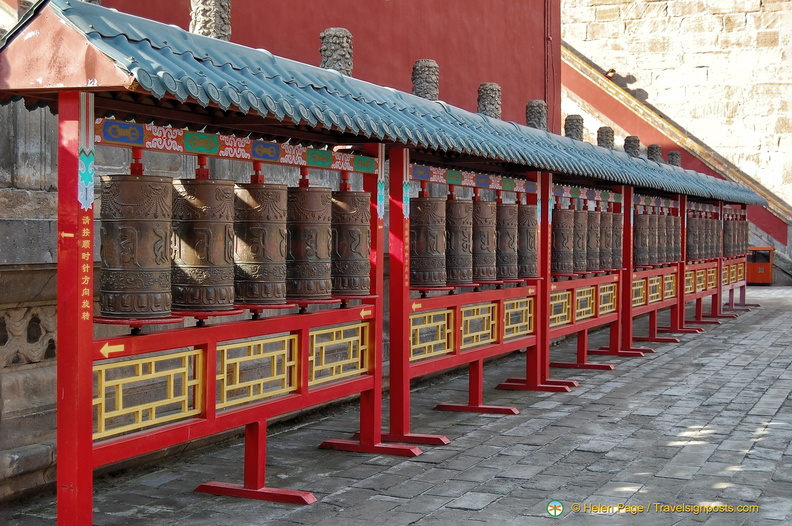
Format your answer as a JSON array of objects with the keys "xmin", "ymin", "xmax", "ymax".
[
  {"xmin": 504, "ymin": 297, "xmax": 534, "ymax": 340},
  {"xmin": 737, "ymin": 263, "xmax": 745, "ymax": 281},
  {"xmin": 550, "ymin": 291, "xmax": 572, "ymax": 328},
  {"xmin": 93, "ymin": 349, "xmax": 203, "ymax": 440},
  {"xmin": 648, "ymin": 276, "xmax": 662, "ymax": 303},
  {"xmin": 410, "ymin": 309, "xmax": 454, "ymax": 361},
  {"xmin": 730, "ymin": 265, "xmax": 737, "ymax": 283},
  {"xmin": 632, "ymin": 279, "xmax": 646, "ymax": 307},
  {"xmin": 707, "ymin": 268, "xmax": 717, "ymax": 289},
  {"xmin": 696, "ymin": 269, "xmax": 706, "ymax": 292},
  {"xmin": 309, "ymin": 322, "xmax": 370, "ymax": 386},
  {"xmin": 216, "ymin": 334, "xmax": 298, "ymax": 410},
  {"xmin": 685, "ymin": 271, "xmax": 695, "ymax": 294},
  {"xmin": 664, "ymin": 274, "xmax": 676, "ymax": 299},
  {"xmin": 461, "ymin": 303, "xmax": 498, "ymax": 350},
  {"xmin": 599, "ymin": 283, "xmax": 618, "ymax": 314},
  {"xmin": 575, "ymin": 287, "xmax": 595, "ymax": 320}
]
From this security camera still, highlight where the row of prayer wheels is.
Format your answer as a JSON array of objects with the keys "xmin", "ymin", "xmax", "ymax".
[
  {"xmin": 410, "ymin": 196, "xmax": 539, "ymax": 287},
  {"xmin": 99, "ymin": 174, "xmax": 371, "ymax": 319},
  {"xmin": 687, "ymin": 212, "xmax": 750, "ymax": 261},
  {"xmin": 633, "ymin": 209, "xmax": 682, "ymax": 266},
  {"xmin": 723, "ymin": 213, "xmax": 750, "ymax": 257},
  {"xmin": 551, "ymin": 207, "xmax": 624, "ymax": 274}
]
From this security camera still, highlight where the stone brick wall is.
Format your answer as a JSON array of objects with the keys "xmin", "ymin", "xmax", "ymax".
[{"xmin": 562, "ymin": 0, "xmax": 792, "ymax": 206}]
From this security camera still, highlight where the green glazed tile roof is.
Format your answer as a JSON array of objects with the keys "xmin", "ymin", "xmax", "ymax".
[{"xmin": 3, "ymin": 0, "xmax": 766, "ymax": 205}]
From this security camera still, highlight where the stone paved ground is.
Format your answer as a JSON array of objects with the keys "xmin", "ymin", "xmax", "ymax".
[{"xmin": 2, "ymin": 287, "xmax": 791, "ymax": 525}]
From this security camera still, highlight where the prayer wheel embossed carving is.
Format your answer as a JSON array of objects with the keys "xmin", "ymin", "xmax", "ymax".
[
  {"xmin": 573, "ymin": 209, "xmax": 588, "ymax": 272},
  {"xmin": 724, "ymin": 217, "xmax": 735, "ymax": 257},
  {"xmin": 287, "ymin": 186, "xmax": 333, "ymax": 299},
  {"xmin": 331, "ymin": 191, "xmax": 371, "ymax": 295},
  {"xmin": 100, "ymin": 174, "xmax": 172, "ymax": 318},
  {"xmin": 446, "ymin": 200, "xmax": 473, "ymax": 284},
  {"xmin": 518, "ymin": 204, "xmax": 538, "ymax": 278},
  {"xmin": 233, "ymin": 184, "xmax": 288, "ymax": 304},
  {"xmin": 172, "ymin": 179, "xmax": 236, "ymax": 310},
  {"xmin": 703, "ymin": 216, "xmax": 713, "ymax": 260},
  {"xmin": 473, "ymin": 200, "xmax": 497, "ymax": 282},
  {"xmin": 687, "ymin": 213, "xmax": 700, "ymax": 261},
  {"xmin": 672, "ymin": 215, "xmax": 681, "ymax": 262},
  {"xmin": 552, "ymin": 208, "xmax": 574, "ymax": 274},
  {"xmin": 648, "ymin": 212, "xmax": 658, "ymax": 265},
  {"xmin": 612, "ymin": 213, "xmax": 623, "ymax": 269},
  {"xmin": 410, "ymin": 196, "xmax": 447, "ymax": 287},
  {"xmin": 634, "ymin": 213, "xmax": 650, "ymax": 266},
  {"xmin": 586, "ymin": 210, "xmax": 600, "ymax": 271},
  {"xmin": 496, "ymin": 203, "xmax": 518, "ymax": 280},
  {"xmin": 599, "ymin": 211, "xmax": 613, "ymax": 270}
]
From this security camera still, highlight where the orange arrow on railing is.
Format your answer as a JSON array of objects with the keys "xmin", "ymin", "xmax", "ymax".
[
  {"xmin": 100, "ymin": 342, "xmax": 125, "ymax": 358},
  {"xmin": 360, "ymin": 309, "xmax": 372, "ymax": 318},
  {"xmin": 411, "ymin": 302, "xmax": 422, "ymax": 311}
]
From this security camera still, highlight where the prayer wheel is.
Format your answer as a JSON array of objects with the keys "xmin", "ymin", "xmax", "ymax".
[
  {"xmin": 446, "ymin": 199, "xmax": 473, "ymax": 284},
  {"xmin": 656, "ymin": 213, "xmax": 668, "ymax": 263},
  {"xmin": 724, "ymin": 217, "xmax": 734, "ymax": 257},
  {"xmin": 410, "ymin": 196, "xmax": 447, "ymax": 287},
  {"xmin": 286, "ymin": 186, "xmax": 333, "ymax": 299},
  {"xmin": 99, "ymin": 174, "xmax": 172, "ymax": 318},
  {"xmin": 703, "ymin": 215, "xmax": 713, "ymax": 259},
  {"xmin": 518, "ymin": 203, "xmax": 538, "ymax": 278},
  {"xmin": 573, "ymin": 209, "xmax": 588, "ymax": 273},
  {"xmin": 672, "ymin": 215, "xmax": 681, "ymax": 262},
  {"xmin": 634, "ymin": 212, "xmax": 650, "ymax": 266},
  {"xmin": 473, "ymin": 200, "xmax": 498, "ymax": 282},
  {"xmin": 612, "ymin": 212, "xmax": 623, "ymax": 269},
  {"xmin": 599, "ymin": 211, "xmax": 613, "ymax": 270},
  {"xmin": 331, "ymin": 191, "xmax": 371, "ymax": 295},
  {"xmin": 172, "ymin": 179, "xmax": 235, "ymax": 310},
  {"xmin": 586, "ymin": 210, "xmax": 600, "ymax": 271},
  {"xmin": 233, "ymin": 183, "xmax": 288, "ymax": 305},
  {"xmin": 687, "ymin": 213, "xmax": 700, "ymax": 261},
  {"xmin": 496, "ymin": 203, "xmax": 518, "ymax": 280},
  {"xmin": 552, "ymin": 208, "xmax": 574, "ymax": 274},
  {"xmin": 647, "ymin": 212, "xmax": 659, "ymax": 265}
]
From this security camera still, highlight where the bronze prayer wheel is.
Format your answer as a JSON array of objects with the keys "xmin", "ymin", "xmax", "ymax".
[
  {"xmin": 496, "ymin": 203, "xmax": 518, "ymax": 280},
  {"xmin": 599, "ymin": 211, "xmax": 613, "ymax": 270},
  {"xmin": 473, "ymin": 200, "xmax": 497, "ymax": 281},
  {"xmin": 410, "ymin": 196, "xmax": 447, "ymax": 287},
  {"xmin": 552, "ymin": 208, "xmax": 574, "ymax": 274},
  {"xmin": 233, "ymin": 183, "xmax": 288, "ymax": 304},
  {"xmin": 518, "ymin": 203, "xmax": 538, "ymax": 278},
  {"xmin": 724, "ymin": 218, "xmax": 734, "ymax": 257},
  {"xmin": 703, "ymin": 216, "xmax": 713, "ymax": 259},
  {"xmin": 286, "ymin": 186, "xmax": 333, "ymax": 299},
  {"xmin": 656, "ymin": 213, "xmax": 668, "ymax": 263},
  {"xmin": 687, "ymin": 214, "xmax": 700, "ymax": 261},
  {"xmin": 672, "ymin": 215, "xmax": 681, "ymax": 261},
  {"xmin": 586, "ymin": 210, "xmax": 600, "ymax": 271},
  {"xmin": 172, "ymin": 179, "xmax": 235, "ymax": 310},
  {"xmin": 99, "ymin": 174, "xmax": 172, "ymax": 318},
  {"xmin": 573, "ymin": 209, "xmax": 588, "ymax": 272},
  {"xmin": 647, "ymin": 212, "xmax": 659, "ymax": 265},
  {"xmin": 331, "ymin": 191, "xmax": 371, "ymax": 295},
  {"xmin": 446, "ymin": 199, "xmax": 473, "ymax": 285},
  {"xmin": 612, "ymin": 212, "xmax": 623, "ymax": 269},
  {"xmin": 634, "ymin": 213, "xmax": 650, "ymax": 266}
]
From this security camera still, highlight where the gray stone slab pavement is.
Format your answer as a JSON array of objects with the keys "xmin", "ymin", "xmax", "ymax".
[{"xmin": 2, "ymin": 287, "xmax": 792, "ymax": 525}]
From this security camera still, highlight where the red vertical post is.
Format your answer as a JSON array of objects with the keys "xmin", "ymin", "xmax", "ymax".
[
  {"xmin": 56, "ymin": 91, "xmax": 95, "ymax": 526},
  {"xmin": 243, "ymin": 421, "xmax": 267, "ymax": 490},
  {"xmin": 499, "ymin": 172, "xmax": 575, "ymax": 391}
]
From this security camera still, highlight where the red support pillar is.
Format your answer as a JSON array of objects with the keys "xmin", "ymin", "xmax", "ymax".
[
  {"xmin": 56, "ymin": 91, "xmax": 96, "ymax": 526},
  {"xmin": 498, "ymin": 172, "xmax": 577, "ymax": 392},
  {"xmin": 384, "ymin": 147, "xmax": 448, "ymax": 445}
]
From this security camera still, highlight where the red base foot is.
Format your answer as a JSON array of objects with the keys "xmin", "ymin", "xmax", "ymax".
[
  {"xmin": 434, "ymin": 403, "xmax": 519, "ymax": 415},
  {"xmin": 496, "ymin": 377, "xmax": 576, "ymax": 392},
  {"xmin": 687, "ymin": 319, "xmax": 721, "ymax": 325},
  {"xmin": 379, "ymin": 432, "xmax": 450, "ymax": 446},
  {"xmin": 658, "ymin": 326, "xmax": 705, "ymax": 334},
  {"xmin": 195, "ymin": 481, "xmax": 316, "ymax": 505},
  {"xmin": 632, "ymin": 336, "xmax": 681, "ymax": 343},
  {"xmin": 591, "ymin": 346, "xmax": 653, "ymax": 356},
  {"xmin": 318, "ymin": 439, "xmax": 422, "ymax": 457},
  {"xmin": 550, "ymin": 361, "xmax": 615, "ymax": 370}
]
